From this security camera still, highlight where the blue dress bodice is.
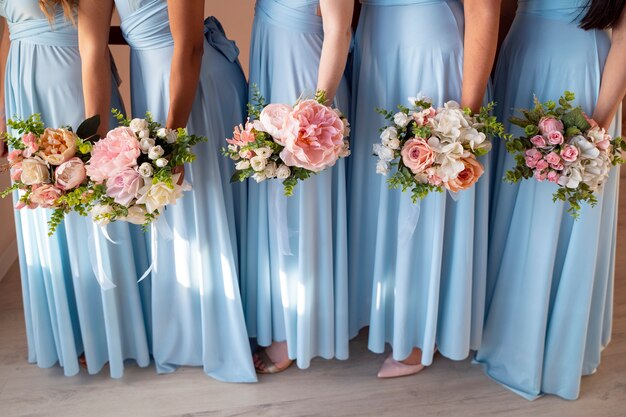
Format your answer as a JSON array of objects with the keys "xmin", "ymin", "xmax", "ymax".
[
  {"xmin": 0, "ymin": 0, "xmax": 77, "ymax": 46},
  {"xmin": 517, "ymin": 0, "xmax": 588, "ymax": 22}
]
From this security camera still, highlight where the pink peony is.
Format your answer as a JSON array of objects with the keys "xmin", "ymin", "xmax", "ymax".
[
  {"xmin": 87, "ymin": 127, "xmax": 141, "ymax": 182},
  {"xmin": 256, "ymin": 104, "xmax": 294, "ymax": 145},
  {"xmin": 530, "ymin": 135, "xmax": 547, "ymax": 148},
  {"xmin": 547, "ymin": 131, "xmax": 564, "ymax": 145},
  {"xmin": 547, "ymin": 171, "xmax": 560, "ymax": 183},
  {"xmin": 401, "ymin": 137, "xmax": 434, "ymax": 174},
  {"xmin": 105, "ymin": 168, "xmax": 144, "ymax": 206},
  {"xmin": 30, "ymin": 184, "xmax": 63, "ymax": 208},
  {"xmin": 560, "ymin": 144, "xmax": 579, "ymax": 162},
  {"xmin": 538, "ymin": 117, "xmax": 564, "ymax": 135},
  {"xmin": 279, "ymin": 100, "xmax": 345, "ymax": 172},
  {"xmin": 544, "ymin": 152, "xmax": 561, "ymax": 166},
  {"xmin": 8, "ymin": 149, "xmax": 24, "ymax": 164},
  {"xmin": 55, "ymin": 157, "xmax": 87, "ymax": 190}
]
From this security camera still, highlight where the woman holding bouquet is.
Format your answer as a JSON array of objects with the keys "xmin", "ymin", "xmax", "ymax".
[
  {"xmin": 0, "ymin": 0, "xmax": 151, "ymax": 378},
  {"xmin": 347, "ymin": 0, "xmax": 499, "ymax": 378},
  {"xmin": 475, "ymin": 0, "xmax": 626, "ymax": 400},
  {"xmin": 79, "ymin": 0, "xmax": 256, "ymax": 382},
  {"xmin": 244, "ymin": 0, "xmax": 353, "ymax": 373}
]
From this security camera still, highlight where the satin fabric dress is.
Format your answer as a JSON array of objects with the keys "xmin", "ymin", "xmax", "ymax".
[
  {"xmin": 347, "ymin": 0, "xmax": 489, "ymax": 365},
  {"xmin": 243, "ymin": 0, "xmax": 350, "ymax": 369},
  {"xmin": 475, "ymin": 0, "xmax": 620, "ymax": 401},
  {"xmin": 116, "ymin": 0, "xmax": 256, "ymax": 383},
  {"xmin": 1, "ymin": 0, "xmax": 152, "ymax": 378}
]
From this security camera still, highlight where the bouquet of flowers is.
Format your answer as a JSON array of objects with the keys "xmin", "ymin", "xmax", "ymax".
[
  {"xmin": 223, "ymin": 89, "xmax": 351, "ymax": 196},
  {"xmin": 85, "ymin": 110, "xmax": 206, "ymax": 227},
  {"xmin": 1, "ymin": 114, "xmax": 100, "ymax": 234},
  {"xmin": 504, "ymin": 91, "xmax": 625, "ymax": 218},
  {"xmin": 374, "ymin": 96, "xmax": 502, "ymax": 202}
]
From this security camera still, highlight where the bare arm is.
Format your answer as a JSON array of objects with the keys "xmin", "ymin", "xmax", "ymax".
[
  {"xmin": 317, "ymin": 0, "xmax": 353, "ymax": 104},
  {"xmin": 166, "ymin": 0, "xmax": 204, "ymax": 129},
  {"xmin": 592, "ymin": 8, "xmax": 626, "ymax": 130},
  {"xmin": 461, "ymin": 0, "xmax": 501, "ymax": 112},
  {"xmin": 78, "ymin": 0, "xmax": 114, "ymax": 137},
  {"xmin": 0, "ymin": 19, "xmax": 10, "ymax": 155}
]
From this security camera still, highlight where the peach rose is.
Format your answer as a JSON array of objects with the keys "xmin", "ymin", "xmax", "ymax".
[
  {"xmin": 30, "ymin": 184, "xmax": 63, "ymax": 208},
  {"xmin": 38, "ymin": 128, "xmax": 77, "ymax": 166},
  {"xmin": 401, "ymin": 138, "xmax": 434, "ymax": 174},
  {"xmin": 20, "ymin": 157, "xmax": 51, "ymax": 185},
  {"xmin": 443, "ymin": 156, "xmax": 484, "ymax": 192}
]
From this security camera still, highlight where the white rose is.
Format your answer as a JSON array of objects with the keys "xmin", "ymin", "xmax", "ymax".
[
  {"xmin": 138, "ymin": 162, "xmax": 154, "ymax": 178},
  {"xmin": 376, "ymin": 160, "xmax": 390, "ymax": 175},
  {"xmin": 20, "ymin": 157, "xmax": 51, "ymax": 185},
  {"xmin": 276, "ymin": 164, "xmax": 291, "ymax": 179},
  {"xmin": 264, "ymin": 161, "xmax": 278, "ymax": 178},
  {"xmin": 250, "ymin": 155, "xmax": 267, "ymax": 172},
  {"xmin": 255, "ymin": 147, "xmax": 273, "ymax": 159},
  {"xmin": 91, "ymin": 204, "xmax": 114, "ymax": 226},
  {"xmin": 140, "ymin": 138, "xmax": 156, "ymax": 153},
  {"xmin": 157, "ymin": 128, "xmax": 178, "ymax": 144},
  {"xmin": 155, "ymin": 158, "xmax": 168, "ymax": 168},
  {"xmin": 235, "ymin": 160, "xmax": 251, "ymax": 170},
  {"xmin": 135, "ymin": 182, "xmax": 179, "ymax": 213},
  {"xmin": 122, "ymin": 205, "xmax": 148, "ymax": 225},
  {"xmin": 129, "ymin": 118, "xmax": 149, "ymax": 134},
  {"xmin": 373, "ymin": 143, "xmax": 395, "ymax": 162},
  {"xmin": 148, "ymin": 145, "xmax": 165, "ymax": 160},
  {"xmin": 138, "ymin": 129, "xmax": 150, "ymax": 139},
  {"xmin": 386, "ymin": 138, "xmax": 401, "ymax": 150},
  {"xmin": 380, "ymin": 126, "xmax": 398, "ymax": 141},
  {"xmin": 393, "ymin": 112, "xmax": 410, "ymax": 127},
  {"xmin": 252, "ymin": 172, "xmax": 267, "ymax": 183}
]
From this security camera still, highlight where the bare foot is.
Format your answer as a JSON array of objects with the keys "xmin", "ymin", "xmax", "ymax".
[
  {"xmin": 253, "ymin": 341, "xmax": 293, "ymax": 374},
  {"xmin": 377, "ymin": 348, "xmax": 426, "ymax": 379}
]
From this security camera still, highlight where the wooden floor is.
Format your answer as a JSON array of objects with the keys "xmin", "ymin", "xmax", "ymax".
[{"xmin": 0, "ymin": 178, "xmax": 625, "ymax": 417}]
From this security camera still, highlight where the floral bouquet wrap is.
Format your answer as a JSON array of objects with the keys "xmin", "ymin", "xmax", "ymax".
[
  {"xmin": 85, "ymin": 111, "xmax": 206, "ymax": 227},
  {"xmin": 1, "ymin": 114, "xmax": 101, "ymax": 234},
  {"xmin": 374, "ymin": 96, "xmax": 503, "ymax": 202},
  {"xmin": 504, "ymin": 91, "xmax": 625, "ymax": 218},
  {"xmin": 223, "ymin": 89, "xmax": 351, "ymax": 196}
]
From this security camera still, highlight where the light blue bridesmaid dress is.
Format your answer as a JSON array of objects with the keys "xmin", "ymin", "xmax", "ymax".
[
  {"xmin": 348, "ymin": 0, "xmax": 489, "ymax": 365},
  {"xmin": 244, "ymin": 0, "xmax": 350, "ymax": 369},
  {"xmin": 475, "ymin": 0, "xmax": 620, "ymax": 401},
  {"xmin": 116, "ymin": 0, "xmax": 256, "ymax": 382},
  {"xmin": 2, "ymin": 0, "xmax": 152, "ymax": 378}
]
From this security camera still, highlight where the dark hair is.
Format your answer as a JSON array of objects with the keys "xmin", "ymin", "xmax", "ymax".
[{"xmin": 579, "ymin": 0, "xmax": 626, "ymax": 30}]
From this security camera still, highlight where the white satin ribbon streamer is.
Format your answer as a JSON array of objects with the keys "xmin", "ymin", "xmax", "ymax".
[
  {"xmin": 398, "ymin": 200, "xmax": 421, "ymax": 247},
  {"xmin": 89, "ymin": 226, "xmax": 117, "ymax": 290},
  {"xmin": 447, "ymin": 190, "xmax": 460, "ymax": 202},
  {"xmin": 269, "ymin": 183, "xmax": 293, "ymax": 256},
  {"xmin": 137, "ymin": 214, "xmax": 174, "ymax": 283}
]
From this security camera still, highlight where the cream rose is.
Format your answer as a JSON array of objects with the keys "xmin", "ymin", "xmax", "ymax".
[{"xmin": 21, "ymin": 157, "xmax": 51, "ymax": 185}]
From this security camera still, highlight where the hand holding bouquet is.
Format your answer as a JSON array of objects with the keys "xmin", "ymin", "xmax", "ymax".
[
  {"xmin": 1, "ymin": 114, "xmax": 100, "ymax": 234},
  {"xmin": 374, "ymin": 96, "xmax": 502, "ymax": 202},
  {"xmin": 504, "ymin": 91, "xmax": 625, "ymax": 218},
  {"xmin": 223, "ymin": 88, "xmax": 351, "ymax": 196},
  {"xmin": 85, "ymin": 110, "xmax": 206, "ymax": 227}
]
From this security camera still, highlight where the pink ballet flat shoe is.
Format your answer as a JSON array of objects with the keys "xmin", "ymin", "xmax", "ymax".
[{"xmin": 377, "ymin": 354, "xmax": 425, "ymax": 379}]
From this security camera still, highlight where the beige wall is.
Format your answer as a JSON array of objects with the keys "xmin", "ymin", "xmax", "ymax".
[{"xmin": 111, "ymin": 1, "xmax": 255, "ymax": 111}]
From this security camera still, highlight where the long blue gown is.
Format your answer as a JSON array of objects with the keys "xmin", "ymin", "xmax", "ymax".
[
  {"xmin": 116, "ymin": 0, "xmax": 256, "ymax": 382},
  {"xmin": 474, "ymin": 0, "xmax": 620, "ymax": 401},
  {"xmin": 1, "ymin": 0, "xmax": 152, "ymax": 378},
  {"xmin": 244, "ymin": 0, "xmax": 350, "ymax": 369},
  {"xmin": 347, "ymin": 0, "xmax": 489, "ymax": 365}
]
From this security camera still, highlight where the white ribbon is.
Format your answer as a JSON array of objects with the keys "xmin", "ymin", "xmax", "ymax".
[
  {"xmin": 398, "ymin": 200, "xmax": 422, "ymax": 247},
  {"xmin": 137, "ymin": 214, "xmax": 175, "ymax": 283},
  {"xmin": 269, "ymin": 183, "xmax": 293, "ymax": 256},
  {"xmin": 447, "ymin": 189, "xmax": 460, "ymax": 202},
  {"xmin": 89, "ymin": 226, "xmax": 117, "ymax": 291}
]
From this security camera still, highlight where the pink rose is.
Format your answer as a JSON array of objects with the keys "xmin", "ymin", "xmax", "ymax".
[
  {"xmin": 550, "ymin": 162, "xmax": 564, "ymax": 171},
  {"xmin": 22, "ymin": 133, "xmax": 39, "ymax": 157},
  {"xmin": 547, "ymin": 171, "xmax": 560, "ymax": 183},
  {"xmin": 87, "ymin": 127, "xmax": 141, "ymax": 182},
  {"xmin": 533, "ymin": 170, "xmax": 547, "ymax": 182},
  {"xmin": 525, "ymin": 148, "xmax": 542, "ymax": 161},
  {"xmin": 530, "ymin": 135, "xmax": 547, "ymax": 148},
  {"xmin": 10, "ymin": 163, "xmax": 22, "ymax": 182},
  {"xmin": 560, "ymin": 144, "xmax": 579, "ymax": 162},
  {"xmin": 8, "ymin": 149, "xmax": 24, "ymax": 164},
  {"xmin": 279, "ymin": 100, "xmax": 345, "ymax": 172},
  {"xmin": 535, "ymin": 159, "xmax": 549, "ymax": 171},
  {"xmin": 538, "ymin": 117, "xmax": 564, "ymax": 135},
  {"xmin": 547, "ymin": 131, "xmax": 564, "ymax": 145},
  {"xmin": 30, "ymin": 184, "xmax": 63, "ymax": 208},
  {"xmin": 105, "ymin": 168, "xmax": 144, "ymax": 206},
  {"xmin": 525, "ymin": 156, "xmax": 538, "ymax": 169},
  {"xmin": 256, "ymin": 104, "xmax": 294, "ymax": 145},
  {"xmin": 401, "ymin": 138, "xmax": 435, "ymax": 174},
  {"xmin": 55, "ymin": 157, "xmax": 86, "ymax": 190},
  {"xmin": 544, "ymin": 152, "xmax": 561, "ymax": 166}
]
